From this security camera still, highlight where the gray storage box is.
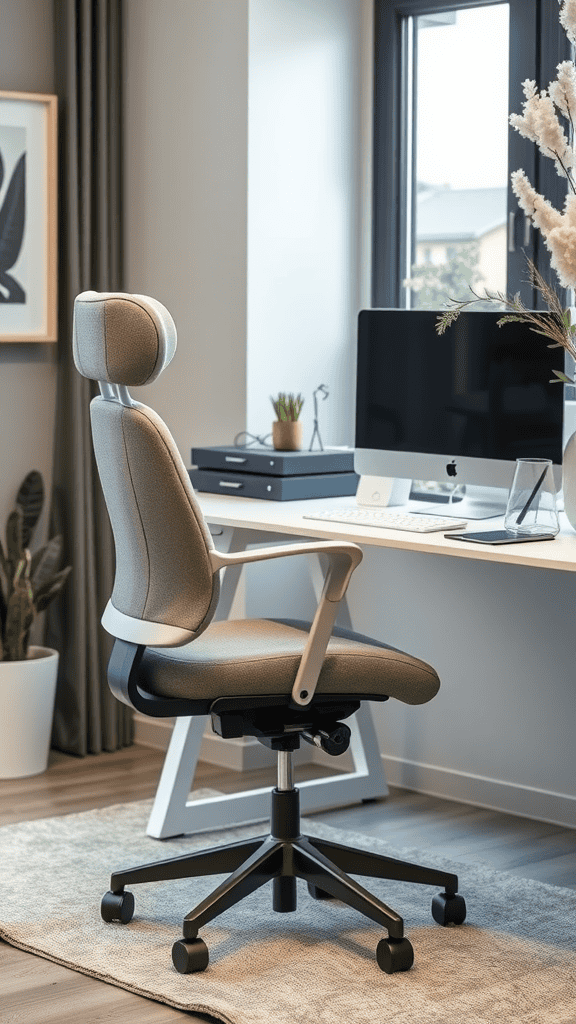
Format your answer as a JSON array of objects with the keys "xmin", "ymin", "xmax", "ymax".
[
  {"xmin": 191, "ymin": 445, "xmax": 355, "ymax": 477},
  {"xmin": 189, "ymin": 468, "xmax": 359, "ymax": 501}
]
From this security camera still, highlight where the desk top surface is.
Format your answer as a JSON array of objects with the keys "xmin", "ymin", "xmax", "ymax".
[{"xmin": 196, "ymin": 492, "xmax": 576, "ymax": 572}]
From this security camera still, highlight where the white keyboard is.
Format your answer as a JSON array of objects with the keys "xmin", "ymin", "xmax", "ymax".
[{"xmin": 302, "ymin": 507, "xmax": 468, "ymax": 533}]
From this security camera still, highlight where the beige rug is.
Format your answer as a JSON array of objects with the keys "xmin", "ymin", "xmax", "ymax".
[{"xmin": 1, "ymin": 798, "xmax": 575, "ymax": 1024}]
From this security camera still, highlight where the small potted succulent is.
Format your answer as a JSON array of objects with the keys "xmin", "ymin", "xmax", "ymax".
[
  {"xmin": 0, "ymin": 471, "xmax": 71, "ymax": 778},
  {"xmin": 271, "ymin": 392, "xmax": 304, "ymax": 451}
]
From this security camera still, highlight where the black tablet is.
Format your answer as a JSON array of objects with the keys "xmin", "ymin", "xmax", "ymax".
[{"xmin": 444, "ymin": 530, "xmax": 557, "ymax": 545}]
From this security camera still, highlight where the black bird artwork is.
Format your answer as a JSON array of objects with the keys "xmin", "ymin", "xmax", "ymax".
[{"xmin": 0, "ymin": 148, "xmax": 26, "ymax": 303}]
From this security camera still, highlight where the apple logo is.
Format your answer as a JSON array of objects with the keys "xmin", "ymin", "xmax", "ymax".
[{"xmin": 446, "ymin": 460, "xmax": 457, "ymax": 477}]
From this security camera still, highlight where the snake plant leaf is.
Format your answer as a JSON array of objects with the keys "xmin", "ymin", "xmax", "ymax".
[
  {"xmin": 0, "ymin": 572, "xmax": 6, "ymax": 636},
  {"xmin": 13, "ymin": 551, "xmax": 31, "ymax": 584},
  {"xmin": 0, "ymin": 152, "xmax": 25, "ymax": 274},
  {"xmin": 34, "ymin": 565, "xmax": 72, "ymax": 613},
  {"xmin": 4, "ymin": 573, "xmax": 34, "ymax": 661},
  {"xmin": 6, "ymin": 507, "xmax": 23, "ymax": 567},
  {"xmin": 31, "ymin": 534, "xmax": 63, "ymax": 591},
  {"xmin": 0, "ymin": 470, "xmax": 71, "ymax": 660},
  {"xmin": 0, "ymin": 536, "xmax": 7, "ymax": 641},
  {"xmin": 16, "ymin": 470, "xmax": 44, "ymax": 548},
  {"xmin": 0, "ymin": 534, "xmax": 8, "ymax": 579}
]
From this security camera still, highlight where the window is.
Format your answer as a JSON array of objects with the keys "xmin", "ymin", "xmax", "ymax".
[{"xmin": 373, "ymin": 0, "xmax": 571, "ymax": 310}]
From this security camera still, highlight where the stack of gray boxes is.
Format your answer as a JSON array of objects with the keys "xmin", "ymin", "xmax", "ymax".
[{"xmin": 189, "ymin": 445, "xmax": 359, "ymax": 501}]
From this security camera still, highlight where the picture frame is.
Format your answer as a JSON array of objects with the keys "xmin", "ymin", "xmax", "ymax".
[{"xmin": 0, "ymin": 91, "xmax": 57, "ymax": 343}]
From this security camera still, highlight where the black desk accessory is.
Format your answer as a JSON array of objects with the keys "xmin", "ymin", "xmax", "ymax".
[
  {"xmin": 444, "ymin": 529, "xmax": 557, "ymax": 545},
  {"xmin": 514, "ymin": 465, "xmax": 549, "ymax": 527},
  {"xmin": 309, "ymin": 384, "xmax": 329, "ymax": 451}
]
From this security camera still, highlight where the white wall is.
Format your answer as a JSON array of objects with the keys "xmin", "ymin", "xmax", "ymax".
[
  {"xmin": 124, "ymin": 0, "xmax": 371, "ymax": 460},
  {"xmin": 346, "ymin": 548, "xmax": 576, "ymax": 826},
  {"xmin": 247, "ymin": 0, "xmax": 371, "ymax": 447},
  {"xmin": 243, "ymin": 0, "xmax": 372, "ymax": 648},
  {"xmin": 0, "ymin": 0, "xmax": 57, "ymax": 553},
  {"xmin": 124, "ymin": 0, "xmax": 249, "ymax": 457}
]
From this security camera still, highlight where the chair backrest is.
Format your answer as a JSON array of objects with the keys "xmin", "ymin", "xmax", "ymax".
[{"xmin": 73, "ymin": 290, "xmax": 220, "ymax": 644}]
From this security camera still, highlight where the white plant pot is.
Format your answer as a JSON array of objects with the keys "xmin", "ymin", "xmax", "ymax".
[
  {"xmin": 563, "ymin": 303, "xmax": 576, "ymax": 532},
  {"xmin": 0, "ymin": 646, "xmax": 59, "ymax": 779},
  {"xmin": 563, "ymin": 430, "xmax": 576, "ymax": 532}
]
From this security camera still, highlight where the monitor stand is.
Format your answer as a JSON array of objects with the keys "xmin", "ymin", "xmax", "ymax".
[{"xmin": 413, "ymin": 484, "xmax": 508, "ymax": 520}]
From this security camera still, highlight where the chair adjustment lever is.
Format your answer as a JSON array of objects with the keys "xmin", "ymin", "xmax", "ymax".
[{"xmin": 301, "ymin": 723, "xmax": 351, "ymax": 756}]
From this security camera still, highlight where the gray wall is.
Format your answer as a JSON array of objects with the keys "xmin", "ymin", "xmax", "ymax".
[
  {"xmin": 0, "ymin": 0, "xmax": 57, "ymax": 549},
  {"xmin": 124, "ymin": 0, "xmax": 249, "ymax": 456}
]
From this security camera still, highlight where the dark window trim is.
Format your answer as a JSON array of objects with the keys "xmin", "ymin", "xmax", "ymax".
[
  {"xmin": 386, "ymin": 0, "xmax": 508, "ymax": 11},
  {"xmin": 373, "ymin": 0, "xmax": 570, "ymax": 309}
]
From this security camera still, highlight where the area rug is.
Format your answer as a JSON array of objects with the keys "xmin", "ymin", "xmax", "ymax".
[{"xmin": 1, "ymin": 799, "xmax": 575, "ymax": 1024}]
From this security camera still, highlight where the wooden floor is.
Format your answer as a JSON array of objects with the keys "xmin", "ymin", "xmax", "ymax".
[{"xmin": 1, "ymin": 744, "xmax": 575, "ymax": 1023}]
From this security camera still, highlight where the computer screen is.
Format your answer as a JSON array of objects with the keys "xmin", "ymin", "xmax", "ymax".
[{"xmin": 354, "ymin": 309, "xmax": 564, "ymax": 493}]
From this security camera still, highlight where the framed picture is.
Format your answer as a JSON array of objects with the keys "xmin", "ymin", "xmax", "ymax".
[{"xmin": 0, "ymin": 91, "xmax": 57, "ymax": 343}]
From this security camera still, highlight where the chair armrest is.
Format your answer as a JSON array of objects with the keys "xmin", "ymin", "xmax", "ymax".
[
  {"xmin": 209, "ymin": 540, "xmax": 362, "ymax": 602},
  {"xmin": 209, "ymin": 539, "xmax": 363, "ymax": 706}
]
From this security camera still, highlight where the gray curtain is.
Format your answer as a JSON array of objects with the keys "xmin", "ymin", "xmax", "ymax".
[{"xmin": 47, "ymin": 0, "xmax": 132, "ymax": 754}]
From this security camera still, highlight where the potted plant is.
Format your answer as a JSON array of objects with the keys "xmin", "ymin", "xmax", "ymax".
[
  {"xmin": 271, "ymin": 392, "xmax": 304, "ymax": 451},
  {"xmin": 0, "ymin": 471, "xmax": 71, "ymax": 778}
]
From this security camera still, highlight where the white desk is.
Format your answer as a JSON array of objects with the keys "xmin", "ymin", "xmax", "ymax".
[
  {"xmin": 147, "ymin": 493, "xmax": 576, "ymax": 839},
  {"xmin": 197, "ymin": 492, "xmax": 576, "ymax": 571}
]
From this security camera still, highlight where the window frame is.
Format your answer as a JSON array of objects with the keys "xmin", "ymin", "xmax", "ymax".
[{"xmin": 372, "ymin": 0, "xmax": 570, "ymax": 310}]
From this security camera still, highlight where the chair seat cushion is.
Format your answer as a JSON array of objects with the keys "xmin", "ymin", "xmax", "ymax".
[{"xmin": 139, "ymin": 617, "xmax": 439, "ymax": 706}]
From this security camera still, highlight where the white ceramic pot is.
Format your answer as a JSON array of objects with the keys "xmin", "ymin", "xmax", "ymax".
[
  {"xmin": 562, "ymin": 303, "xmax": 576, "ymax": 532},
  {"xmin": 563, "ymin": 431, "xmax": 576, "ymax": 531},
  {"xmin": 0, "ymin": 646, "xmax": 59, "ymax": 778}
]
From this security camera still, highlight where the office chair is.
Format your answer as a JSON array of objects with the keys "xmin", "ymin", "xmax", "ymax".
[{"xmin": 73, "ymin": 290, "xmax": 466, "ymax": 975}]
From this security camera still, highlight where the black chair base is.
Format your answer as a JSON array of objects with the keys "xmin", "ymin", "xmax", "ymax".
[{"xmin": 101, "ymin": 785, "xmax": 466, "ymax": 974}]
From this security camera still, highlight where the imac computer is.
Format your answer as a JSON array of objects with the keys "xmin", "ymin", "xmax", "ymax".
[{"xmin": 354, "ymin": 309, "xmax": 564, "ymax": 519}]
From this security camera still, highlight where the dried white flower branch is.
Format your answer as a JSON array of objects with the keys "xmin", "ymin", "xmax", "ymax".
[
  {"xmin": 560, "ymin": 0, "xmax": 576, "ymax": 45},
  {"xmin": 510, "ymin": 78, "xmax": 575, "ymax": 185},
  {"xmin": 549, "ymin": 60, "xmax": 576, "ymax": 135},
  {"xmin": 436, "ymin": 258, "xmax": 576, "ymax": 384},
  {"xmin": 505, "ymin": 1, "xmax": 576, "ymax": 288}
]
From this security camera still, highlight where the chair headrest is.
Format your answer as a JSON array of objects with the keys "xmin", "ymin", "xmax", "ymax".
[{"xmin": 73, "ymin": 291, "xmax": 177, "ymax": 386}]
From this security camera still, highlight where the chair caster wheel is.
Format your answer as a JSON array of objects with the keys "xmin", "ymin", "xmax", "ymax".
[
  {"xmin": 172, "ymin": 937, "xmax": 209, "ymax": 974},
  {"xmin": 101, "ymin": 890, "xmax": 134, "ymax": 924},
  {"xmin": 432, "ymin": 891, "xmax": 467, "ymax": 926},
  {"xmin": 376, "ymin": 936, "xmax": 414, "ymax": 974},
  {"xmin": 307, "ymin": 882, "xmax": 336, "ymax": 901}
]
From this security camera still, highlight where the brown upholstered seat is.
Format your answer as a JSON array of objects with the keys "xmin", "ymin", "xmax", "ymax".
[{"xmin": 141, "ymin": 617, "xmax": 440, "ymax": 704}]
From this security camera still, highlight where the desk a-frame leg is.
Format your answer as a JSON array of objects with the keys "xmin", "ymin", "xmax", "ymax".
[{"xmin": 146, "ymin": 526, "xmax": 388, "ymax": 839}]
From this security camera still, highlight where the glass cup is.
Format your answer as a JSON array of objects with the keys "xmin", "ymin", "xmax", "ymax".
[{"xmin": 504, "ymin": 458, "xmax": 560, "ymax": 536}]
